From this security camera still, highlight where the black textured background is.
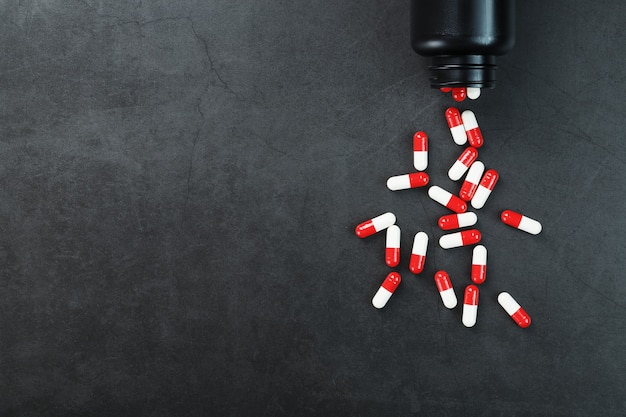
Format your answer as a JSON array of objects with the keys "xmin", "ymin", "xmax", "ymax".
[{"xmin": 1, "ymin": 1, "xmax": 625, "ymax": 416}]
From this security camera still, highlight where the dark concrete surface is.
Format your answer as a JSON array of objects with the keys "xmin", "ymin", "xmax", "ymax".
[{"xmin": 0, "ymin": 1, "xmax": 625, "ymax": 416}]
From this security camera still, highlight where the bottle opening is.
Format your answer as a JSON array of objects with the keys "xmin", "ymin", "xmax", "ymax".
[{"xmin": 429, "ymin": 55, "xmax": 497, "ymax": 89}]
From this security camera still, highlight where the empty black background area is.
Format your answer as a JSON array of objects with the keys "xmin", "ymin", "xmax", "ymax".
[{"xmin": 0, "ymin": 1, "xmax": 625, "ymax": 416}]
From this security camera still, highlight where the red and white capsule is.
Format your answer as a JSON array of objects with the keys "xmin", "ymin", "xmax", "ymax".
[
  {"xmin": 445, "ymin": 107, "xmax": 467, "ymax": 145},
  {"xmin": 428, "ymin": 186, "xmax": 467, "ymax": 213},
  {"xmin": 461, "ymin": 110, "xmax": 484, "ymax": 148},
  {"xmin": 385, "ymin": 225, "xmax": 400, "ymax": 267},
  {"xmin": 462, "ymin": 285, "xmax": 479, "ymax": 327},
  {"xmin": 471, "ymin": 245, "xmax": 487, "ymax": 284},
  {"xmin": 355, "ymin": 212, "xmax": 396, "ymax": 238},
  {"xmin": 409, "ymin": 231, "xmax": 428, "ymax": 274},
  {"xmin": 439, "ymin": 229, "xmax": 481, "ymax": 249},
  {"xmin": 460, "ymin": 161, "xmax": 485, "ymax": 201},
  {"xmin": 386, "ymin": 172, "xmax": 429, "ymax": 191},
  {"xmin": 434, "ymin": 271, "xmax": 457, "ymax": 309},
  {"xmin": 498, "ymin": 292, "xmax": 531, "ymax": 328},
  {"xmin": 501, "ymin": 210, "xmax": 542, "ymax": 235},
  {"xmin": 448, "ymin": 147, "xmax": 478, "ymax": 181},
  {"xmin": 452, "ymin": 87, "xmax": 466, "ymax": 102},
  {"xmin": 437, "ymin": 212, "xmax": 478, "ymax": 231},
  {"xmin": 372, "ymin": 272, "xmax": 401, "ymax": 309},
  {"xmin": 471, "ymin": 169, "xmax": 499, "ymax": 209},
  {"xmin": 466, "ymin": 87, "xmax": 481, "ymax": 100},
  {"xmin": 413, "ymin": 131, "xmax": 428, "ymax": 171}
]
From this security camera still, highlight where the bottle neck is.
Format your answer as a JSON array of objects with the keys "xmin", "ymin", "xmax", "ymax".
[{"xmin": 429, "ymin": 55, "xmax": 497, "ymax": 89}]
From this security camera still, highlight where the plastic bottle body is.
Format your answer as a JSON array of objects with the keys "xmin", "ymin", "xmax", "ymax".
[{"xmin": 410, "ymin": 0, "xmax": 516, "ymax": 89}]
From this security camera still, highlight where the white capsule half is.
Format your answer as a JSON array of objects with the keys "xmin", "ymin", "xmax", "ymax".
[
  {"xmin": 414, "ymin": 151, "xmax": 428, "ymax": 171},
  {"xmin": 461, "ymin": 110, "xmax": 479, "ymax": 131},
  {"xmin": 498, "ymin": 292, "xmax": 522, "ymax": 316},
  {"xmin": 471, "ymin": 185, "xmax": 491, "ymax": 209},
  {"xmin": 386, "ymin": 225, "xmax": 400, "ymax": 248},
  {"xmin": 465, "ymin": 161, "xmax": 485, "ymax": 185},
  {"xmin": 386, "ymin": 175, "xmax": 411, "ymax": 191},
  {"xmin": 451, "ymin": 126, "xmax": 467, "ymax": 146},
  {"xmin": 372, "ymin": 288, "xmax": 393, "ymax": 309},
  {"xmin": 466, "ymin": 87, "xmax": 481, "ymax": 100},
  {"xmin": 448, "ymin": 160, "xmax": 469, "ymax": 181},
  {"xmin": 371, "ymin": 212, "xmax": 396, "ymax": 231},
  {"xmin": 428, "ymin": 186, "xmax": 452, "ymax": 207},
  {"xmin": 519, "ymin": 217, "xmax": 543, "ymax": 235},
  {"xmin": 462, "ymin": 305, "xmax": 478, "ymax": 327},
  {"xmin": 472, "ymin": 245, "xmax": 487, "ymax": 265},
  {"xmin": 411, "ymin": 232, "xmax": 428, "ymax": 256},
  {"xmin": 439, "ymin": 233, "xmax": 463, "ymax": 249},
  {"xmin": 456, "ymin": 212, "xmax": 478, "ymax": 228},
  {"xmin": 440, "ymin": 288, "xmax": 457, "ymax": 309}
]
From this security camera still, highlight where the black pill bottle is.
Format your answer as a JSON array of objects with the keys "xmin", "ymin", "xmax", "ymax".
[{"xmin": 411, "ymin": 0, "xmax": 516, "ymax": 89}]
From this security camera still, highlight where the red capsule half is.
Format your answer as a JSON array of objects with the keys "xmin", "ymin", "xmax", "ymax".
[{"xmin": 452, "ymin": 87, "xmax": 466, "ymax": 102}]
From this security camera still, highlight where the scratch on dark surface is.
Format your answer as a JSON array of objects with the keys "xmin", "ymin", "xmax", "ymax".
[
  {"xmin": 184, "ymin": 128, "xmax": 199, "ymax": 205},
  {"xmin": 565, "ymin": 262, "xmax": 626, "ymax": 311},
  {"xmin": 326, "ymin": 74, "xmax": 420, "ymax": 127},
  {"xmin": 568, "ymin": 124, "xmax": 626, "ymax": 167},
  {"xmin": 343, "ymin": 2, "xmax": 394, "ymax": 50},
  {"xmin": 185, "ymin": 17, "xmax": 239, "ymax": 99},
  {"xmin": 308, "ymin": 98, "xmax": 439, "ymax": 165},
  {"xmin": 75, "ymin": 0, "xmax": 239, "ymax": 98},
  {"xmin": 506, "ymin": 63, "xmax": 579, "ymax": 103}
]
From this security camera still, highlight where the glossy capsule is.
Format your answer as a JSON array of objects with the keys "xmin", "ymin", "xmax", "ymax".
[
  {"xmin": 471, "ymin": 245, "xmax": 487, "ymax": 284},
  {"xmin": 438, "ymin": 212, "xmax": 478, "ymax": 231},
  {"xmin": 448, "ymin": 147, "xmax": 478, "ymax": 181},
  {"xmin": 501, "ymin": 210, "xmax": 542, "ymax": 235},
  {"xmin": 413, "ymin": 131, "xmax": 428, "ymax": 171},
  {"xmin": 428, "ymin": 186, "xmax": 467, "ymax": 213},
  {"xmin": 461, "ymin": 110, "xmax": 484, "ymax": 148},
  {"xmin": 462, "ymin": 285, "xmax": 479, "ymax": 327},
  {"xmin": 471, "ymin": 169, "xmax": 499, "ymax": 209},
  {"xmin": 355, "ymin": 212, "xmax": 396, "ymax": 238},
  {"xmin": 439, "ymin": 229, "xmax": 481, "ymax": 249},
  {"xmin": 466, "ymin": 87, "xmax": 481, "ymax": 100},
  {"xmin": 387, "ymin": 172, "xmax": 429, "ymax": 191},
  {"xmin": 385, "ymin": 225, "xmax": 400, "ymax": 267},
  {"xmin": 372, "ymin": 272, "xmax": 401, "ymax": 309},
  {"xmin": 409, "ymin": 232, "xmax": 428, "ymax": 274},
  {"xmin": 498, "ymin": 292, "xmax": 531, "ymax": 328},
  {"xmin": 452, "ymin": 87, "xmax": 466, "ymax": 102},
  {"xmin": 440, "ymin": 87, "xmax": 452, "ymax": 93},
  {"xmin": 445, "ymin": 107, "xmax": 467, "ymax": 145},
  {"xmin": 460, "ymin": 161, "xmax": 485, "ymax": 201},
  {"xmin": 434, "ymin": 271, "xmax": 457, "ymax": 309}
]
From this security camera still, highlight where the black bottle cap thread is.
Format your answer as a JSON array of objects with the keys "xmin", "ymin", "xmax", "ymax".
[{"xmin": 429, "ymin": 55, "xmax": 497, "ymax": 89}]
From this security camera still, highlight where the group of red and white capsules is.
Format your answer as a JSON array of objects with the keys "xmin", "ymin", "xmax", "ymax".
[{"xmin": 355, "ymin": 99, "xmax": 541, "ymax": 329}]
